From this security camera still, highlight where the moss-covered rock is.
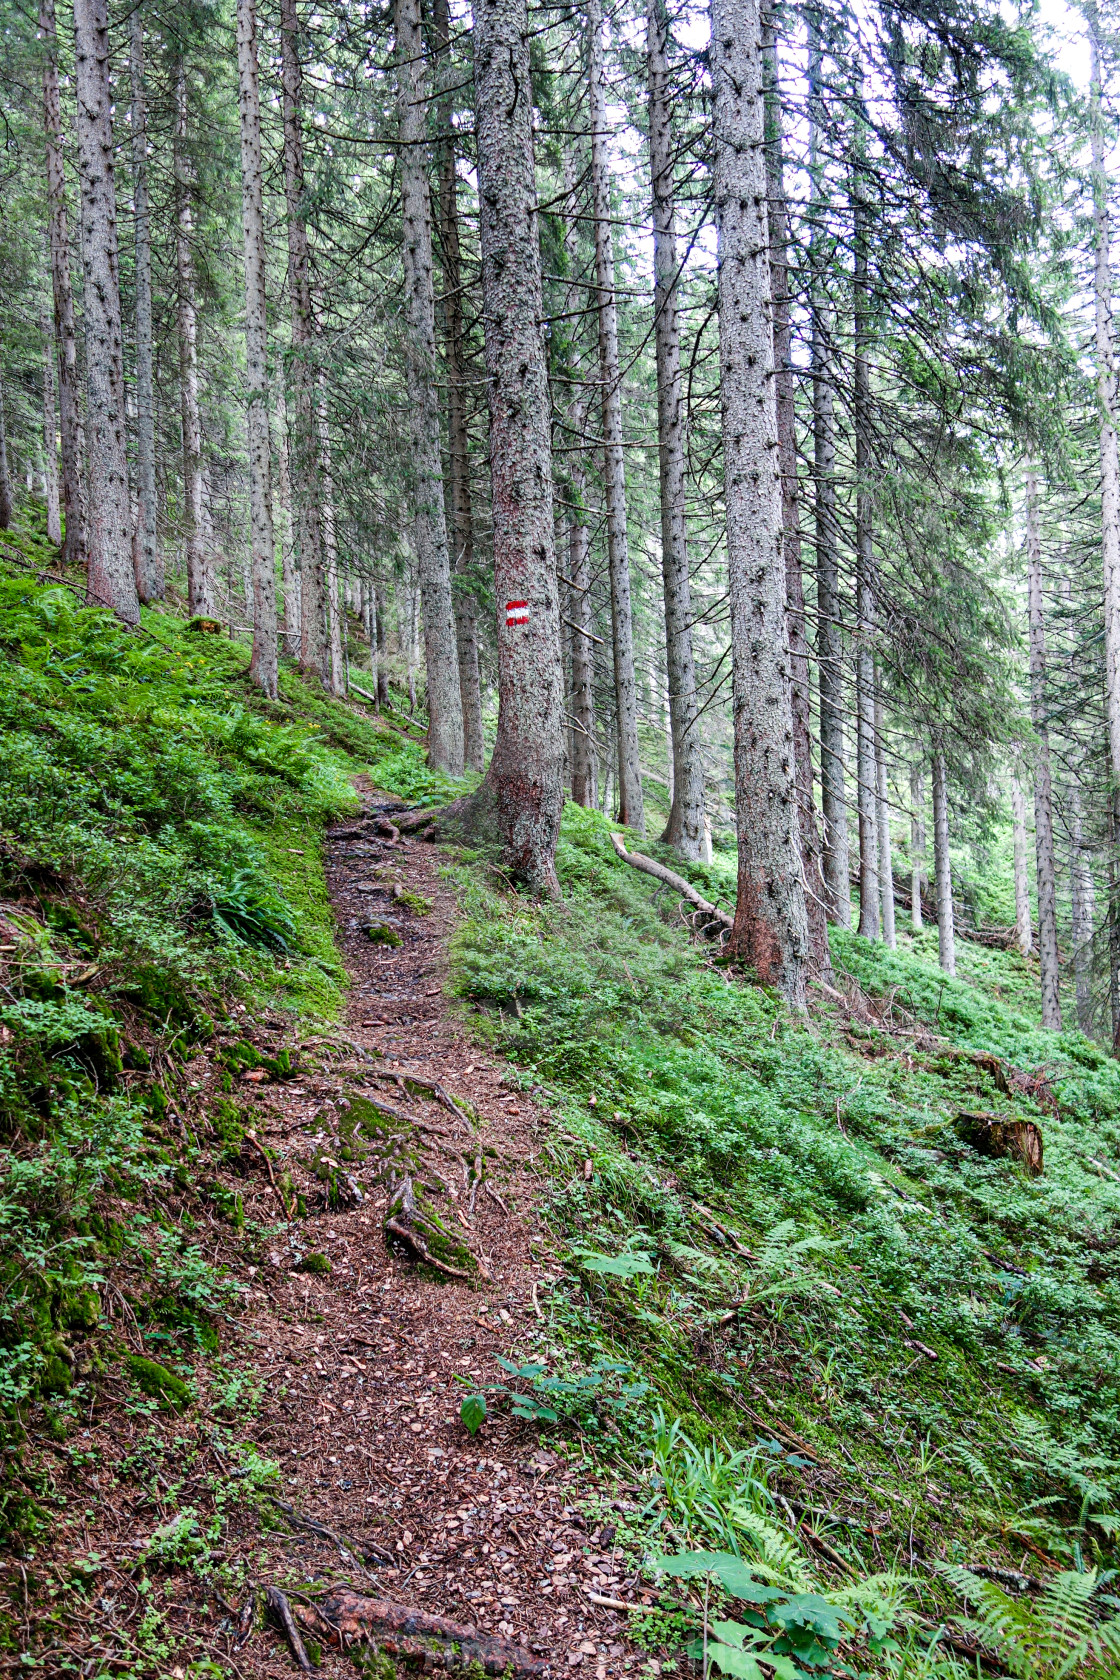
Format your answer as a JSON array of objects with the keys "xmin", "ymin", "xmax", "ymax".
[{"xmin": 124, "ymin": 1354, "xmax": 193, "ymax": 1411}]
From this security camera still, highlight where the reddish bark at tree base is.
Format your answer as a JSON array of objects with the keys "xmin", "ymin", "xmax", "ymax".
[{"xmin": 293, "ymin": 1590, "xmax": 551, "ymax": 1675}]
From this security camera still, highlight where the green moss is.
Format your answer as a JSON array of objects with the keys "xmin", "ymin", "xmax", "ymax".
[
  {"xmin": 124, "ymin": 1355, "xmax": 193, "ymax": 1411},
  {"xmin": 295, "ymin": 1252, "xmax": 331, "ymax": 1275},
  {"xmin": 363, "ymin": 922, "xmax": 402, "ymax": 947}
]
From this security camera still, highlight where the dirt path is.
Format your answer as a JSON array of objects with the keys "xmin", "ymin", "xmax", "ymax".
[{"xmin": 221, "ymin": 795, "xmax": 640, "ymax": 1677}]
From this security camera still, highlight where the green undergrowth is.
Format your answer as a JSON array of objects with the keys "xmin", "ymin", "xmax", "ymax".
[
  {"xmin": 447, "ymin": 802, "xmax": 1120, "ymax": 1664},
  {"xmin": 0, "ymin": 537, "xmax": 452, "ymax": 1491}
]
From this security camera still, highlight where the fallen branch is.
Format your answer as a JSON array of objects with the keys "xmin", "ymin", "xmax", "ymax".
[
  {"xmin": 293, "ymin": 1590, "xmax": 550, "ymax": 1676},
  {"xmin": 609, "ymin": 834, "xmax": 732, "ymax": 930},
  {"xmin": 269, "ymin": 1497, "xmax": 392, "ymax": 1568},
  {"xmin": 245, "ymin": 1130, "xmax": 291, "ymax": 1218},
  {"xmin": 265, "ymin": 1585, "xmax": 312, "ymax": 1672}
]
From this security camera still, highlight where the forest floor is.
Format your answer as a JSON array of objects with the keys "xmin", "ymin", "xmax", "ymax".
[
  {"xmin": 5, "ymin": 531, "xmax": 1120, "ymax": 1680},
  {"xmin": 8, "ymin": 790, "xmax": 646, "ymax": 1678}
]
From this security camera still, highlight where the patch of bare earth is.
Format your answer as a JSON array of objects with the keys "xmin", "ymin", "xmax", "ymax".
[{"xmin": 12, "ymin": 795, "xmax": 644, "ymax": 1679}]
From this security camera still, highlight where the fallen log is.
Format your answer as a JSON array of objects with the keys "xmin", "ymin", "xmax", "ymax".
[
  {"xmin": 608, "ymin": 834, "xmax": 732, "ymax": 931},
  {"xmin": 293, "ymin": 1590, "xmax": 551, "ymax": 1675},
  {"xmin": 955, "ymin": 1110, "xmax": 1043, "ymax": 1177}
]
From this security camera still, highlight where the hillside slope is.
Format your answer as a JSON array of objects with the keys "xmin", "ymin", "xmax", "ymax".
[{"xmin": 1, "ymin": 538, "xmax": 1119, "ymax": 1676}]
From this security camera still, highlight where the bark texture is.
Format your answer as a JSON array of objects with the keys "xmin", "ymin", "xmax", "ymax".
[
  {"xmin": 0, "ymin": 377, "xmax": 10, "ymax": 530},
  {"xmin": 396, "ymin": 0, "xmax": 462, "ymax": 772},
  {"xmin": 433, "ymin": 0, "xmax": 484, "ymax": 773},
  {"xmin": 73, "ymin": 0, "xmax": 138, "ymax": 623},
  {"xmin": 1010, "ymin": 762, "xmax": 1033, "ymax": 957},
  {"xmin": 931, "ymin": 747, "xmax": 955, "ymax": 977},
  {"xmin": 40, "ymin": 0, "xmax": 84, "ymax": 571},
  {"xmin": 41, "ymin": 318, "xmax": 61, "ymax": 545},
  {"xmin": 875, "ymin": 688, "xmax": 895, "ymax": 948},
  {"xmin": 809, "ymin": 22, "xmax": 848, "ymax": 927},
  {"xmin": 764, "ymin": 14, "xmax": 829, "ymax": 973},
  {"xmin": 1091, "ymin": 24, "xmax": 1120, "ymax": 805},
  {"xmin": 909, "ymin": 761, "xmax": 924, "ymax": 932},
  {"xmin": 236, "ymin": 0, "xmax": 278, "ymax": 698},
  {"xmin": 129, "ymin": 8, "xmax": 160, "ymax": 602},
  {"xmin": 445, "ymin": 0, "xmax": 564, "ymax": 892},
  {"xmin": 711, "ymin": 0, "xmax": 808, "ymax": 1005},
  {"xmin": 174, "ymin": 62, "xmax": 209, "ymax": 618},
  {"xmin": 1070, "ymin": 785, "xmax": 1095, "ymax": 1035},
  {"xmin": 1026, "ymin": 468, "xmax": 1061, "ymax": 1030},
  {"xmin": 648, "ymin": 0, "xmax": 703, "ymax": 858},
  {"xmin": 280, "ymin": 0, "xmax": 329, "ymax": 682},
  {"xmin": 853, "ymin": 168, "xmax": 878, "ymax": 939},
  {"xmin": 568, "ymin": 423, "xmax": 598, "ymax": 807},
  {"xmin": 589, "ymin": 0, "xmax": 643, "ymax": 833},
  {"xmin": 318, "ymin": 384, "xmax": 345, "ymax": 697}
]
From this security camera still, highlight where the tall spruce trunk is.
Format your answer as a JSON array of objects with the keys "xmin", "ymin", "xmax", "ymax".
[
  {"xmin": 1027, "ymin": 467, "xmax": 1062, "ymax": 1029},
  {"xmin": 375, "ymin": 584, "xmax": 390, "ymax": 709},
  {"xmin": 73, "ymin": 0, "xmax": 137, "ymax": 623},
  {"xmin": 764, "ymin": 11, "xmax": 829, "ymax": 973},
  {"xmin": 395, "ymin": 0, "xmax": 463, "ymax": 771},
  {"xmin": 432, "ymin": 0, "xmax": 484, "ymax": 772},
  {"xmin": 41, "ymin": 317, "xmax": 61, "ymax": 544},
  {"xmin": 174, "ymin": 63, "xmax": 209, "ymax": 618},
  {"xmin": 276, "ymin": 387, "xmax": 298, "ymax": 646},
  {"xmin": 875, "ymin": 687, "xmax": 895, "ymax": 948},
  {"xmin": 809, "ymin": 19, "xmax": 849, "ymax": 927},
  {"xmin": 0, "ymin": 376, "xmax": 10, "ymax": 529},
  {"xmin": 318, "ymin": 381, "xmax": 345, "ymax": 697},
  {"xmin": 1070, "ymin": 784, "xmax": 1095, "ymax": 1034},
  {"xmin": 40, "ymin": 0, "xmax": 85, "ymax": 571},
  {"xmin": 853, "ymin": 170, "xmax": 878, "ymax": 939},
  {"xmin": 448, "ymin": 0, "xmax": 565, "ymax": 892},
  {"xmin": 910, "ymin": 760, "xmax": 924, "ymax": 931},
  {"xmin": 280, "ymin": 0, "xmax": 328, "ymax": 683},
  {"xmin": 648, "ymin": 0, "xmax": 703, "ymax": 857},
  {"xmin": 932, "ymin": 747, "xmax": 955, "ymax": 976},
  {"xmin": 1091, "ymin": 25, "xmax": 1120, "ymax": 820},
  {"xmin": 711, "ymin": 0, "xmax": 809, "ymax": 1005},
  {"xmin": 129, "ymin": 8, "xmax": 160, "ymax": 602},
  {"xmin": 589, "ymin": 0, "xmax": 643, "ymax": 833},
  {"xmin": 236, "ymin": 0, "xmax": 278, "ymax": 697},
  {"xmin": 568, "ymin": 416, "xmax": 598, "ymax": 806},
  {"xmin": 1010, "ymin": 761, "xmax": 1033, "ymax": 957}
]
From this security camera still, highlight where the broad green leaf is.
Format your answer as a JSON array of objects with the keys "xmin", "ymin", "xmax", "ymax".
[
  {"xmin": 650, "ymin": 1552, "xmax": 783, "ymax": 1602},
  {"xmin": 573, "ymin": 1249, "xmax": 655, "ymax": 1277},
  {"xmin": 460, "ymin": 1393, "xmax": 487, "ymax": 1436}
]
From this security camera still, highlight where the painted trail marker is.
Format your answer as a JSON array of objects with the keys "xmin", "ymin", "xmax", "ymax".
[{"xmin": 505, "ymin": 600, "xmax": 529, "ymax": 627}]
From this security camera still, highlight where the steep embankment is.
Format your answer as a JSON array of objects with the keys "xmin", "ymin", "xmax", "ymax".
[{"xmin": 2, "ymin": 532, "xmax": 1120, "ymax": 1677}]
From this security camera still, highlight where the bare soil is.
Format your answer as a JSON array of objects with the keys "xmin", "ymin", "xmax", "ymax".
[{"xmin": 11, "ymin": 793, "xmax": 647, "ymax": 1678}]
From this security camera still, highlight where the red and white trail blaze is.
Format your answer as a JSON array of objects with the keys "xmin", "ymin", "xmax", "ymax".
[{"xmin": 505, "ymin": 600, "xmax": 529, "ymax": 626}]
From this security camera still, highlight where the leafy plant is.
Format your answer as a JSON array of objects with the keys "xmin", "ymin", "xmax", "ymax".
[
  {"xmin": 937, "ymin": 1563, "xmax": 1120, "ymax": 1679},
  {"xmin": 208, "ymin": 869, "xmax": 297, "ymax": 953}
]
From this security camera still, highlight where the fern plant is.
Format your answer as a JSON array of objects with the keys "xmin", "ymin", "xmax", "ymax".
[{"xmin": 937, "ymin": 1563, "xmax": 1120, "ymax": 1679}]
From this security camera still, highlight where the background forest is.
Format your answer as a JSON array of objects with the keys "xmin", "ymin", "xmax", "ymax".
[{"xmin": 7, "ymin": 0, "xmax": 1120, "ymax": 1673}]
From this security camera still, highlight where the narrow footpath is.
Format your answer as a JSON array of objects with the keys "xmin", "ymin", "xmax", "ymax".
[{"xmin": 223, "ymin": 794, "xmax": 642, "ymax": 1677}]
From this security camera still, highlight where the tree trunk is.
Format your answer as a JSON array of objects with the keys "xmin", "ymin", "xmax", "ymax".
[
  {"xmin": 451, "ymin": 0, "xmax": 565, "ymax": 892},
  {"xmin": 853, "ymin": 169, "xmax": 878, "ymax": 940},
  {"xmin": 40, "ymin": 0, "xmax": 85, "ymax": 572},
  {"xmin": 931, "ymin": 747, "xmax": 955, "ymax": 977},
  {"xmin": 73, "ymin": 0, "xmax": 138, "ymax": 623},
  {"xmin": 0, "ymin": 374, "xmax": 11, "ymax": 529},
  {"xmin": 375, "ymin": 584, "xmax": 390, "ymax": 709},
  {"xmin": 1027, "ymin": 467, "xmax": 1062, "ymax": 1029},
  {"xmin": 236, "ymin": 0, "xmax": 278, "ymax": 697},
  {"xmin": 711, "ymin": 0, "xmax": 809, "ymax": 1005},
  {"xmin": 875, "ymin": 687, "xmax": 895, "ymax": 949},
  {"xmin": 41, "ymin": 317, "xmax": 61, "ymax": 545},
  {"xmin": 1010, "ymin": 761, "xmax": 1033, "ymax": 957},
  {"xmin": 1070, "ymin": 784, "xmax": 1095, "ymax": 1034},
  {"xmin": 280, "ymin": 0, "xmax": 328, "ymax": 682},
  {"xmin": 276, "ymin": 386, "xmax": 298, "ymax": 648},
  {"xmin": 1091, "ymin": 24, "xmax": 1120, "ymax": 822},
  {"xmin": 432, "ymin": 0, "xmax": 484, "ymax": 774},
  {"xmin": 173, "ymin": 62, "xmax": 209, "ymax": 618},
  {"xmin": 589, "ymin": 0, "xmax": 643, "ymax": 833},
  {"xmin": 568, "ymin": 429, "xmax": 598, "ymax": 807},
  {"xmin": 129, "ymin": 7, "xmax": 160, "ymax": 603},
  {"xmin": 910, "ymin": 760, "xmax": 924, "ymax": 932},
  {"xmin": 648, "ymin": 0, "xmax": 703, "ymax": 857},
  {"xmin": 764, "ymin": 12, "xmax": 829, "ymax": 975},
  {"xmin": 317, "ymin": 380, "xmax": 345, "ymax": 697},
  {"xmin": 395, "ymin": 0, "xmax": 463, "ymax": 771},
  {"xmin": 809, "ymin": 14, "xmax": 848, "ymax": 929}
]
